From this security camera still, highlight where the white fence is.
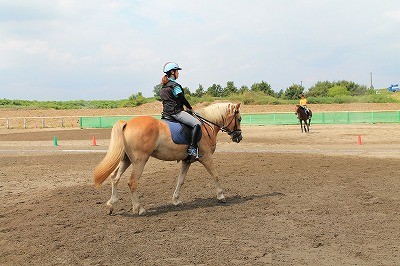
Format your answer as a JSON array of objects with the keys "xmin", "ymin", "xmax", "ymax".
[{"xmin": 0, "ymin": 116, "xmax": 81, "ymax": 129}]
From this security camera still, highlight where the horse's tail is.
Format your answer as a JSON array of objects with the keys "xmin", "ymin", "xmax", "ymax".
[{"xmin": 93, "ymin": 120, "xmax": 127, "ymax": 188}]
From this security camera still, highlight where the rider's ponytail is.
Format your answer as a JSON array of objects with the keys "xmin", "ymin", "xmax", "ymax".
[{"xmin": 161, "ymin": 74, "xmax": 169, "ymax": 85}]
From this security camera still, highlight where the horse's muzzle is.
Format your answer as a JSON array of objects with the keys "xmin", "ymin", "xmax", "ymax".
[{"xmin": 230, "ymin": 131, "xmax": 243, "ymax": 143}]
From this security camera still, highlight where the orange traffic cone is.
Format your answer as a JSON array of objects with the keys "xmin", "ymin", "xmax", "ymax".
[
  {"xmin": 357, "ymin": 135, "xmax": 363, "ymax": 145},
  {"xmin": 91, "ymin": 136, "xmax": 97, "ymax": 146}
]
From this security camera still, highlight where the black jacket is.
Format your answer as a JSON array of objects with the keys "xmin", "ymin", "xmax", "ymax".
[{"xmin": 160, "ymin": 80, "xmax": 192, "ymax": 115}]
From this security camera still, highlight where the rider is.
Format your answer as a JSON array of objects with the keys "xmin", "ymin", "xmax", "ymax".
[
  {"xmin": 299, "ymin": 94, "xmax": 310, "ymax": 116},
  {"xmin": 160, "ymin": 62, "xmax": 202, "ymax": 159}
]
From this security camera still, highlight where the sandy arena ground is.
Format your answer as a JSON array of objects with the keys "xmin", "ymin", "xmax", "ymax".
[{"xmin": 0, "ymin": 118, "xmax": 400, "ymax": 265}]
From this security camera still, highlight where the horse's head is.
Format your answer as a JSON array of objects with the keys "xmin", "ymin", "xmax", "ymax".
[
  {"xmin": 223, "ymin": 103, "xmax": 242, "ymax": 143},
  {"xmin": 198, "ymin": 102, "xmax": 243, "ymax": 143},
  {"xmin": 294, "ymin": 104, "xmax": 301, "ymax": 113}
]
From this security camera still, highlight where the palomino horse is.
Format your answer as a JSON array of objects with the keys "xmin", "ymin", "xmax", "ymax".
[
  {"xmin": 93, "ymin": 102, "xmax": 243, "ymax": 215},
  {"xmin": 295, "ymin": 105, "xmax": 312, "ymax": 132}
]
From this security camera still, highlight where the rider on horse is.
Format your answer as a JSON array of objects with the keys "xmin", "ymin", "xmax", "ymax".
[
  {"xmin": 160, "ymin": 62, "xmax": 202, "ymax": 159},
  {"xmin": 299, "ymin": 94, "xmax": 310, "ymax": 117}
]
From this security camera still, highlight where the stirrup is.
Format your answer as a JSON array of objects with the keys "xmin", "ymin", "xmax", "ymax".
[{"xmin": 187, "ymin": 147, "xmax": 201, "ymax": 159}]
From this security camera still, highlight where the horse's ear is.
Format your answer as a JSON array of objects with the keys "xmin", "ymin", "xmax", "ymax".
[
  {"xmin": 236, "ymin": 103, "xmax": 241, "ymax": 109},
  {"xmin": 227, "ymin": 103, "xmax": 232, "ymax": 113}
]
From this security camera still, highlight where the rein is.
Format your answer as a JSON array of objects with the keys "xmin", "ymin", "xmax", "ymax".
[{"xmin": 194, "ymin": 111, "xmax": 241, "ymax": 138}]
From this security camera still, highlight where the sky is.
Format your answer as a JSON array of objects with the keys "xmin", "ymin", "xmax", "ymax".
[{"xmin": 1, "ymin": 0, "xmax": 400, "ymax": 100}]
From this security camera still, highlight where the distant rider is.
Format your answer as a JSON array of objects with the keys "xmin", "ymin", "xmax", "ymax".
[
  {"xmin": 299, "ymin": 94, "xmax": 310, "ymax": 116},
  {"xmin": 159, "ymin": 62, "xmax": 202, "ymax": 159}
]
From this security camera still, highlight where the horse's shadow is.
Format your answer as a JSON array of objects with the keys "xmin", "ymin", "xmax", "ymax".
[{"xmin": 117, "ymin": 191, "xmax": 284, "ymax": 217}]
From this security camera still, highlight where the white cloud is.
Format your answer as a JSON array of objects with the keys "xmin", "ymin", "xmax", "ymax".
[
  {"xmin": 385, "ymin": 10, "xmax": 400, "ymax": 22},
  {"xmin": 0, "ymin": 0, "xmax": 399, "ymax": 100}
]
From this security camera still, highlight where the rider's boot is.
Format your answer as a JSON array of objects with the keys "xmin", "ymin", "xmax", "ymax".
[{"xmin": 187, "ymin": 124, "xmax": 202, "ymax": 159}]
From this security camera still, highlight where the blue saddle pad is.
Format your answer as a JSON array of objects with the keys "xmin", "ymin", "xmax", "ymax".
[{"xmin": 162, "ymin": 119, "xmax": 192, "ymax": 145}]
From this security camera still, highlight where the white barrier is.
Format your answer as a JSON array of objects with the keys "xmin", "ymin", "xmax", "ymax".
[{"xmin": 0, "ymin": 116, "xmax": 80, "ymax": 129}]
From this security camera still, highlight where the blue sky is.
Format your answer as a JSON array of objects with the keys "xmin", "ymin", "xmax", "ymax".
[{"xmin": 1, "ymin": 0, "xmax": 399, "ymax": 100}]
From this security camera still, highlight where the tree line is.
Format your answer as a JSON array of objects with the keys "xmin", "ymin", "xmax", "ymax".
[
  {"xmin": 0, "ymin": 80, "xmax": 386, "ymax": 110},
  {"xmin": 153, "ymin": 80, "xmax": 374, "ymax": 100}
]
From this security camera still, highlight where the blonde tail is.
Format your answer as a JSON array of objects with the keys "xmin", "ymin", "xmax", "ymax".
[{"xmin": 93, "ymin": 121, "xmax": 127, "ymax": 187}]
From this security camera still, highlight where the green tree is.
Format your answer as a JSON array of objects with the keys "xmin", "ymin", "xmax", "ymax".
[
  {"xmin": 276, "ymin": 89, "xmax": 284, "ymax": 98},
  {"xmin": 250, "ymin": 81, "xmax": 274, "ymax": 96},
  {"xmin": 193, "ymin": 84, "xmax": 205, "ymax": 97},
  {"xmin": 238, "ymin": 85, "xmax": 249, "ymax": 94},
  {"xmin": 336, "ymin": 80, "xmax": 371, "ymax": 96},
  {"xmin": 284, "ymin": 84, "xmax": 304, "ymax": 100},
  {"xmin": 124, "ymin": 92, "xmax": 146, "ymax": 107},
  {"xmin": 153, "ymin": 84, "xmax": 162, "ymax": 100},
  {"xmin": 206, "ymin": 84, "xmax": 224, "ymax": 97},
  {"xmin": 223, "ymin": 81, "xmax": 238, "ymax": 96},
  {"xmin": 182, "ymin": 87, "xmax": 191, "ymax": 96},
  {"xmin": 307, "ymin": 81, "xmax": 333, "ymax": 97},
  {"xmin": 328, "ymin": 85, "xmax": 350, "ymax": 97},
  {"xmin": 308, "ymin": 80, "xmax": 372, "ymax": 97}
]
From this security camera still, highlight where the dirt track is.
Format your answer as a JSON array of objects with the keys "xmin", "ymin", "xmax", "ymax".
[{"xmin": 1, "ymin": 122, "xmax": 400, "ymax": 265}]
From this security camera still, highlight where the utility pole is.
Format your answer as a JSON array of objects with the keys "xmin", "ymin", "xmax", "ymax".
[{"xmin": 369, "ymin": 72, "xmax": 374, "ymax": 89}]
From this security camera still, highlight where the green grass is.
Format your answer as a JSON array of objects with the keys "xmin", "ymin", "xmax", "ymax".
[
  {"xmin": 0, "ymin": 98, "xmax": 156, "ymax": 110},
  {"xmin": 0, "ymin": 89, "xmax": 399, "ymax": 110}
]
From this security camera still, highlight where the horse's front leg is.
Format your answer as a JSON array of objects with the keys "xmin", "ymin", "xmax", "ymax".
[
  {"xmin": 300, "ymin": 120, "xmax": 304, "ymax": 133},
  {"xmin": 200, "ymin": 157, "xmax": 226, "ymax": 203},
  {"xmin": 172, "ymin": 161, "xmax": 191, "ymax": 205},
  {"xmin": 107, "ymin": 156, "xmax": 131, "ymax": 215}
]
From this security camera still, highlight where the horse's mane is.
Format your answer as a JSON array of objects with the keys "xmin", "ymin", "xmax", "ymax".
[{"xmin": 197, "ymin": 102, "xmax": 237, "ymax": 125}]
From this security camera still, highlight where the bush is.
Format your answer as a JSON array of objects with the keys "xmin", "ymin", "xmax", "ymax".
[{"xmin": 328, "ymin": 86, "xmax": 350, "ymax": 97}]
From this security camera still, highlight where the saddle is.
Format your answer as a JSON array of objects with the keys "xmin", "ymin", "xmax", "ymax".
[
  {"xmin": 300, "ymin": 106, "xmax": 311, "ymax": 117},
  {"xmin": 161, "ymin": 114, "xmax": 194, "ymax": 145}
]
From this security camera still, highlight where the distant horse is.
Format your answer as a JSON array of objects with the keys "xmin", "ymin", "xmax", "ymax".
[
  {"xmin": 93, "ymin": 103, "xmax": 243, "ymax": 215},
  {"xmin": 295, "ymin": 105, "xmax": 312, "ymax": 132}
]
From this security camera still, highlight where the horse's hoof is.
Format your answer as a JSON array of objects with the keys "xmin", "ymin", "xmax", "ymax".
[
  {"xmin": 217, "ymin": 194, "xmax": 226, "ymax": 203},
  {"xmin": 172, "ymin": 199, "xmax": 183, "ymax": 206},
  {"xmin": 106, "ymin": 203, "xmax": 114, "ymax": 215},
  {"xmin": 133, "ymin": 206, "xmax": 147, "ymax": 215},
  {"xmin": 138, "ymin": 208, "xmax": 146, "ymax": 216}
]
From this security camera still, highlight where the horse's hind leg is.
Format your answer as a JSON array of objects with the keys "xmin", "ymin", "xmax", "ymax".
[
  {"xmin": 107, "ymin": 155, "xmax": 131, "ymax": 215},
  {"xmin": 172, "ymin": 161, "xmax": 191, "ymax": 206},
  {"xmin": 200, "ymin": 157, "xmax": 226, "ymax": 203},
  {"xmin": 128, "ymin": 159, "xmax": 148, "ymax": 215}
]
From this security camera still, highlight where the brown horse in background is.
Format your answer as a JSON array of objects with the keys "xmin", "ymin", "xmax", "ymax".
[
  {"xmin": 93, "ymin": 103, "xmax": 242, "ymax": 215},
  {"xmin": 295, "ymin": 105, "xmax": 312, "ymax": 132}
]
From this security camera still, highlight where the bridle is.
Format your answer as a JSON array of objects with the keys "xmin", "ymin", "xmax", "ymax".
[{"xmin": 194, "ymin": 110, "xmax": 242, "ymax": 138}]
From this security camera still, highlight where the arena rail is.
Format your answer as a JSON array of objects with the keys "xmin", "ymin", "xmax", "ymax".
[
  {"xmin": 0, "ymin": 116, "xmax": 80, "ymax": 129},
  {"xmin": 79, "ymin": 111, "xmax": 400, "ymax": 128},
  {"xmin": 1, "ymin": 111, "xmax": 399, "ymax": 129}
]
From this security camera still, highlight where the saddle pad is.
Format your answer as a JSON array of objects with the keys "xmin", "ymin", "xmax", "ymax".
[{"xmin": 162, "ymin": 119, "xmax": 192, "ymax": 145}]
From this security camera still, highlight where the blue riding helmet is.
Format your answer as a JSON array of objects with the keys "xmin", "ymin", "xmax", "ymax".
[{"xmin": 163, "ymin": 62, "xmax": 182, "ymax": 73}]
